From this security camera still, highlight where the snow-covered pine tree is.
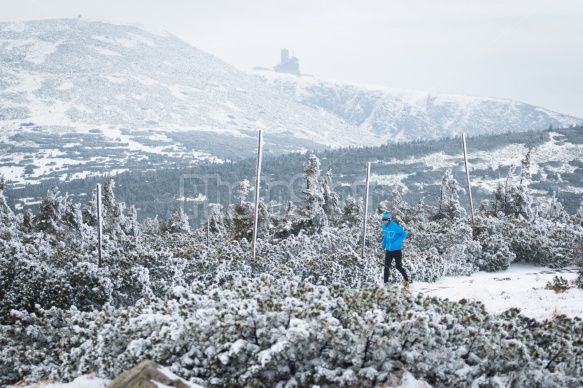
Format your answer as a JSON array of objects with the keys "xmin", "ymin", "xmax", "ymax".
[
  {"xmin": 123, "ymin": 205, "xmax": 141, "ymax": 237},
  {"xmin": 294, "ymin": 154, "xmax": 327, "ymax": 234},
  {"xmin": 574, "ymin": 242, "xmax": 583, "ymax": 289},
  {"xmin": 493, "ymin": 182, "xmax": 505, "ymax": 215},
  {"xmin": 236, "ymin": 178, "xmax": 250, "ymax": 204},
  {"xmin": 534, "ymin": 191, "xmax": 569, "ymax": 223},
  {"xmin": 207, "ymin": 203, "xmax": 228, "ymax": 235},
  {"xmin": 231, "ymin": 180, "xmax": 254, "ymax": 240},
  {"xmin": 504, "ymin": 148, "xmax": 535, "ymax": 220},
  {"xmin": 0, "ymin": 174, "xmax": 15, "ymax": 228},
  {"xmin": 572, "ymin": 197, "xmax": 583, "ymax": 227},
  {"xmin": 60, "ymin": 201, "xmax": 88, "ymax": 248},
  {"xmin": 163, "ymin": 208, "xmax": 190, "ymax": 234},
  {"xmin": 321, "ymin": 167, "xmax": 341, "ymax": 225},
  {"xmin": 32, "ymin": 187, "xmax": 66, "ymax": 237},
  {"xmin": 101, "ymin": 179, "xmax": 127, "ymax": 237},
  {"xmin": 81, "ymin": 185, "xmax": 98, "ymax": 227},
  {"xmin": 390, "ymin": 187, "xmax": 414, "ymax": 224},
  {"xmin": 517, "ymin": 147, "xmax": 534, "ymax": 219},
  {"xmin": 274, "ymin": 201, "xmax": 297, "ymax": 238},
  {"xmin": 141, "ymin": 216, "xmax": 161, "ymax": 235},
  {"xmin": 434, "ymin": 169, "xmax": 466, "ymax": 220},
  {"xmin": 20, "ymin": 209, "xmax": 33, "ymax": 233},
  {"xmin": 502, "ymin": 165, "xmax": 517, "ymax": 217},
  {"xmin": 256, "ymin": 200, "xmax": 277, "ymax": 239},
  {"xmin": 376, "ymin": 200, "xmax": 389, "ymax": 215},
  {"xmin": 340, "ymin": 195, "xmax": 363, "ymax": 227},
  {"xmin": 475, "ymin": 217, "xmax": 516, "ymax": 271}
]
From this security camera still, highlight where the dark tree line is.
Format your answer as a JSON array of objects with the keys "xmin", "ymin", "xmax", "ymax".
[{"xmin": 5, "ymin": 126, "xmax": 582, "ymax": 229}]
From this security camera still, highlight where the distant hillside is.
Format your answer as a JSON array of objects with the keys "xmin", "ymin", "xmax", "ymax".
[
  {"xmin": 254, "ymin": 70, "xmax": 582, "ymax": 141},
  {"xmin": 0, "ymin": 19, "xmax": 367, "ymax": 186},
  {"xmin": 1, "ymin": 19, "xmax": 582, "ymax": 190},
  {"xmin": 5, "ymin": 126, "xmax": 583, "ymax": 227}
]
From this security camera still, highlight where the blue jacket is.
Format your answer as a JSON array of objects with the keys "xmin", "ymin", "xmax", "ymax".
[{"xmin": 381, "ymin": 221, "xmax": 407, "ymax": 251}]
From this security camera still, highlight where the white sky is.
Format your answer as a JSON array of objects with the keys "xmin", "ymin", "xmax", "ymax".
[{"xmin": 1, "ymin": 0, "xmax": 582, "ymax": 118}]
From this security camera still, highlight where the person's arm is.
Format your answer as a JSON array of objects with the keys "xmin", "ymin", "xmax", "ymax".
[{"xmin": 394, "ymin": 225, "xmax": 407, "ymax": 246}]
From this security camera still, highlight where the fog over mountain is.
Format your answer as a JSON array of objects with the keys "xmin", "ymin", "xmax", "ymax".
[{"xmin": 1, "ymin": 18, "xmax": 581, "ymax": 187}]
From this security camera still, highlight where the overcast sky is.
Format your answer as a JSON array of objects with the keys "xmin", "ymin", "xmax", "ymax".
[{"xmin": 2, "ymin": 0, "xmax": 582, "ymax": 118}]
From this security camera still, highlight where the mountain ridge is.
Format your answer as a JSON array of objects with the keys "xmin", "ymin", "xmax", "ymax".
[{"xmin": 253, "ymin": 70, "xmax": 581, "ymax": 141}]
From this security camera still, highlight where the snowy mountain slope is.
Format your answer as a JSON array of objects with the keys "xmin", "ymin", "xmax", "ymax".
[
  {"xmin": 0, "ymin": 19, "xmax": 365, "ymax": 146},
  {"xmin": 0, "ymin": 19, "xmax": 372, "ymax": 185},
  {"xmin": 1, "ymin": 18, "xmax": 582, "ymax": 189},
  {"xmin": 254, "ymin": 70, "xmax": 583, "ymax": 142},
  {"xmin": 369, "ymin": 131, "xmax": 583, "ymax": 196}
]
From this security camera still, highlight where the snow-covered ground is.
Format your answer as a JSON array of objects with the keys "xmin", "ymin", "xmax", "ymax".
[
  {"xmin": 9, "ymin": 375, "xmax": 110, "ymax": 388},
  {"xmin": 10, "ymin": 263, "xmax": 581, "ymax": 388},
  {"xmin": 413, "ymin": 263, "xmax": 581, "ymax": 320}
]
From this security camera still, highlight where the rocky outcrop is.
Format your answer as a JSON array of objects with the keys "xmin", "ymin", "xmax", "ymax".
[{"xmin": 108, "ymin": 359, "xmax": 201, "ymax": 388}]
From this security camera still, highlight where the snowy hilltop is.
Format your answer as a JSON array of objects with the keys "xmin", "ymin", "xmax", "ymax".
[{"xmin": 0, "ymin": 19, "xmax": 369, "ymax": 148}]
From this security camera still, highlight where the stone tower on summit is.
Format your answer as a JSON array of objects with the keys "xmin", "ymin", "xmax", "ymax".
[{"xmin": 274, "ymin": 48, "xmax": 300, "ymax": 76}]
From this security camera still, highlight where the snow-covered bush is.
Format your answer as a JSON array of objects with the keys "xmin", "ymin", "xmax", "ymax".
[
  {"xmin": 2, "ymin": 155, "xmax": 583, "ymax": 386},
  {"xmin": 2, "ymin": 277, "xmax": 583, "ymax": 387},
  {"xmin": 545, "ymin": 276, "xmax": 571, "ymax": 293},
  {"xmin": 573, "ymin": 243, "xmax": 583, "ymax": 290},
  {"xmin": 474, "ymin": 216, "xmax": 516, "ymax": 272},
  {"xmin": 404, "ymin": 247, "xmax": 445, "ymax": 283},
  {"xmin": 407, "ymin": 218, "xmax": 480, "ymax": 277},
  {"xmin": 2, "ymin": 165, "xmax": 582, "ymax": 325},
  {"xmin": 478, "ymin": 233, "xmax": 516, "ymax": 272}
]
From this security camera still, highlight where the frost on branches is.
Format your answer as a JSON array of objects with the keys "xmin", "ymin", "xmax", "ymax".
[
  {"xmin": 1, "ymin": 278, "xmax": 582, "ymax": 387},
  {"xmin": 0, "ymin": 151, "xmax": 583, "ymax": 386}
]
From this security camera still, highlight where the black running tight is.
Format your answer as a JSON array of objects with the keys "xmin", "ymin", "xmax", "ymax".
[{"xmin": 384, "ymin": 249, "xmax": 409, "ymax": 283}]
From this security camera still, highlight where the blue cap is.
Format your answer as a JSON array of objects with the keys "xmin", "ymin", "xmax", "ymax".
[{"xmin": 381, "ymin": 212, "xmax": 391, "ymax": 220}]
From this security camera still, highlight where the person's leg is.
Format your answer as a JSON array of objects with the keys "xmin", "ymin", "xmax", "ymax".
[
  {"xmin": 383, "ymin": 250, "xmax": 394, "ymax": 283},
  {"xmin": 394, "ymin": 250, "xmax": 409, "ymax": 282}
]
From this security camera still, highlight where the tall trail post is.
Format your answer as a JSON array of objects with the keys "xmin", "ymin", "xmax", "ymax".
[
  {"xmin": 251, "ymin": 130, "xmax": 263, "ymax": 258},
  {"xmin": 461, "ymin": 133, "xmax": 476, "ymax": 240},
  {"xmin": 206, "ymin": 217, "xmax": 210, "ymax": 251},
  {"xmin": 96, "ymin": 183, "xmax": 103, "ymax": 267},
  {"xmin": 361, "ymin": 162, "xmax": 371, "ymax": 259}
]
